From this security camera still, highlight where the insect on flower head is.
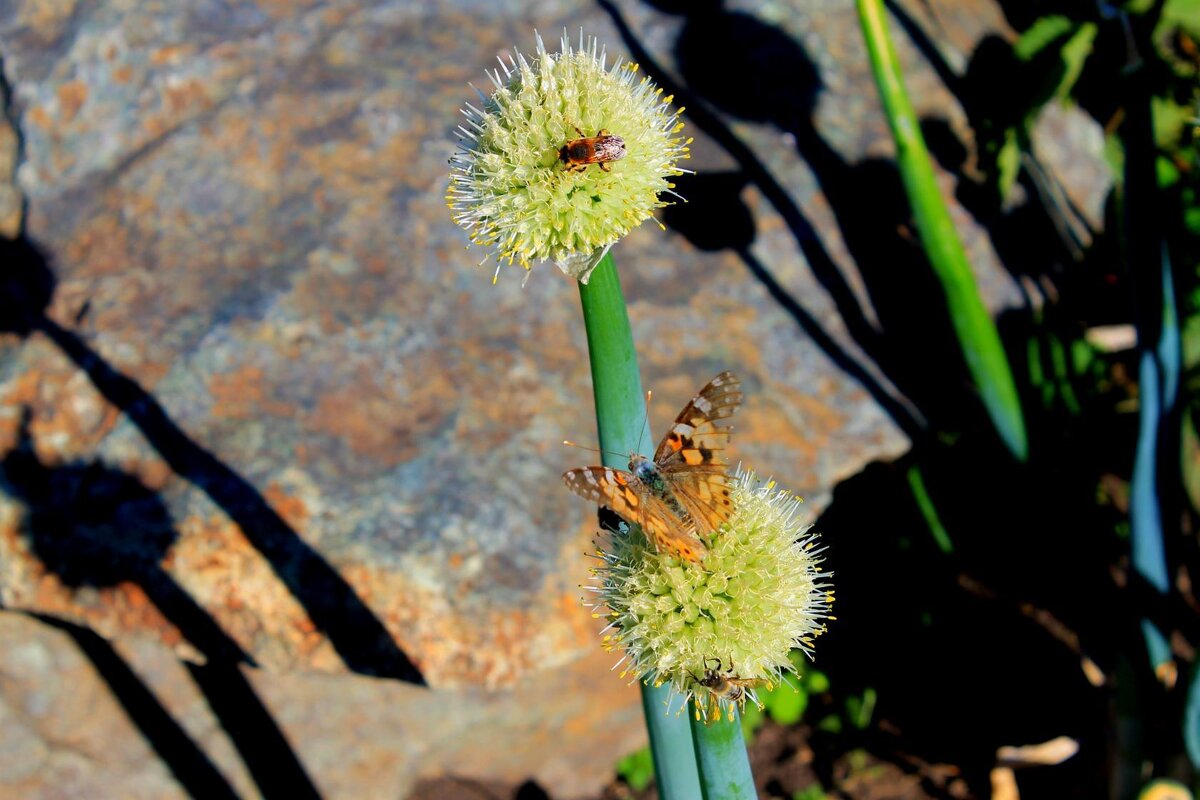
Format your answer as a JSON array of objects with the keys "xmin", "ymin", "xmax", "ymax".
[
  {"xmin": 447, "ymin": 30, "xmax": 691, "ymax": 285},
  {"xmin": 585, "ymin": 468, "xmax": 835, "ymax": 723}
]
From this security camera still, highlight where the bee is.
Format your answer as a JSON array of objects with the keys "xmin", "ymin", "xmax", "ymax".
[
  {"xmin": 558, "ymin": 125, "xmax": 626, "ymax": 173},
  {"xmin": 688, "ymin": 656, "xmax": 769, "ymax": 718}
]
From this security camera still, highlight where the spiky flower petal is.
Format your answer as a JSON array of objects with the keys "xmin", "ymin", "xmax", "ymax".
[
  {"xmin": 447, "ymin": 30, "xmax": 691, "ymax": 284},
  {"xmin": 587, "ymin": 469, "xmax": 835, "ymax": 723}
]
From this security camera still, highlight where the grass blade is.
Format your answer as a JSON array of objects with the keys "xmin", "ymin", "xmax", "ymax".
[{"xmin": 857, "ymin": 0, "xmax": 1029, "ymax": 461}]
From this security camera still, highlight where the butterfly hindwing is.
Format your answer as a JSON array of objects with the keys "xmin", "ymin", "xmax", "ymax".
[
  {"xmin": 668, "ymin": 470, "xmax": 737, "ymax": 535},
  {"xmin": 562, "ymin": 466, "xmax": 708, "ymax": 560},
  {"xmin": 637, "ymin": 494, "xmax": 709, "ymax": 562}
]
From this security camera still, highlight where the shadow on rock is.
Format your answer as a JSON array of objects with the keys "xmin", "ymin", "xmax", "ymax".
[
  {"xmin": 599, "ymin": 0, "xmax": 926, "ymax": 441},
  {"xmin": 663, "ymin": 170, "xmax": 923, "ymax": 431},
  {"xmin": 0, "ymin": 410, "xmax": 322, "ymax": 799},
  {"xmin": 620, "ymin": 0, "xmax": 1065, "ymax": 438},
  {"xmin": 665, "ymin": 1, "xmax": 973, "ymax": 426},
  {"xmin": 28, "ymin": 612, "xmax": 242, "ymax": 800},
  {"xmin": 0, "ymin": 235, "xmax": 424, "ymax": 685}
]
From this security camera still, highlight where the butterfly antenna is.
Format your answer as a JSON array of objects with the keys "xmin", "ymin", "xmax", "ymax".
[
  {"xmin": 562, "ymin": 440, "xmax": 626, "ymax": 461},
  {"xmin": 635, "ymin": 389, "xmax": 652, "ymax": 453}
]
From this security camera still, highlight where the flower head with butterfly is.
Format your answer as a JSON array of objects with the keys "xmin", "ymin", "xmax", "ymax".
[{"xmin": 565, "ymin": 372, "xmax": 835, "ymax": 722}]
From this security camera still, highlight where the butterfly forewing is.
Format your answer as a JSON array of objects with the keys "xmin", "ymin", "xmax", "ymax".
[
  {"xmin": 655, "ymin": 372, "xmax": 741, "ymax": 534},
  {"xmin": 563, "ymin": 467, "xmax": 640, "ymax": 517},
  {"xmin": 654, "ymin": 371, "xmax": 742, "ymax": 471}
]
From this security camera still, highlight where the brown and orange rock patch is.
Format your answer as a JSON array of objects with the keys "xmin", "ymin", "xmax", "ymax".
[{"xmin": 208, "ymin": 364, "xmax": 297, "ymax": 420}]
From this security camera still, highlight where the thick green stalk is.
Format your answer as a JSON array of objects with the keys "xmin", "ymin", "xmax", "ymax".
[
  {"xmin": 857, "ymin": 0, "xmax": 1028, "ymax": 462},
  {"xmin": 577, "ymin": 251, "xmax": 703, "ymax": 800},
  {"xmin": 690, "ymin": 706, "xmax": 756, "ymax": 799}
]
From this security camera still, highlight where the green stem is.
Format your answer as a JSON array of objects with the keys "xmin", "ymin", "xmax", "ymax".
[
  {"xmin": 1121, "ymin": 30, "xmax": 1177, "ymax": 683},
  {"xmin": 690, "ymin": 704, "xmax": 756, "ymax": 799},
  {"xmin": 857, "ymin": 0, "xmax": 1028, "ymax": 462},
  {"xmin": 905, "ymin": 464, "xmax": 953, "ymax": 554},
  {"xmin": 577, "ymin": 251, "xmax": 703, "ymax": 800}
]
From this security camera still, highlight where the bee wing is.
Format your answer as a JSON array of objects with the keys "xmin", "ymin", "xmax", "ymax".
[
  {"xmin": 653, "ymin": 371, "xmax": 742, "ymax": 471},
  {"xmin": 562, "ymin": 466, "xmax": 707, "ymax": 563}
]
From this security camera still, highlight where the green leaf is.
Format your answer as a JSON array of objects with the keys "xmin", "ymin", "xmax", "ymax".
[
  {"xmin": 997, "ymin": 129, "xmax": 1022, "ymax": 202},
  {"xmin": 845, "ymin": 688, "xmax": 877, "ymax": 730},
  {"xmin": 1186, "ymin": 206, "xmax": 1200, "ymax": 236},
  {"xmin": 858, "ymin": 0, "xmax": 1028, "ymax": 460},
  {"xmin": 617, "ymin": 747, "xmax": 656, "ymax": 792},
  {"xmin": 1184, "ymin": 407, "xmax": 1200, "ymax": 522},
  {"xmin": 816, "ymin": 714, "xmax": 842, "ymax": 734},
  {"xmin": 1071, "ymin": 338, "xmax": 1095, "ymax": 375},
  {"xmin": 1105, "ymin": 133, "xmax": 1127, "ymax": 181},
  {"xmin": 906, "ymin": 465, "xmax": 954, "ymax": 553},
  {"xmin": 1012, "ymin": 17, "xmax": 1097, "ymax": 104},
  {"xmin": 1152, "ymin": 97, "xmax": 1195, "ymax": 150},
  {"xmin": 805, "ymin": 669, "xmax": 830, "ymax": 694},
  {"xmin": 1015, "ymin": 15, "xmax": 1075, "ymax": 61},
  {"xmin": 1056, "ymin": 23, "xmax": 1097, "ymax": 100},
  {"xmin": 793, "ymin": 785, "xmax": 830, "ymax": 800},
  {"xmin": 1162, "ymin": 0, "xmax": 1200, "ymax": 36},
  {"xmin": 762, "ymin": 673, "xmax": 809, "ymax": 725},
  {"xmin": 1158, "ymin": 155, "xmax": 1182, "ymax": 190}
]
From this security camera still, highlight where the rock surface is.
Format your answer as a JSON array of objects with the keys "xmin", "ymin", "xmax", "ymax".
[
  {"xmin": 0, "ymin": 0, "xmax": 1109, "ymax": 796},
  {"xmin": 0, "ymin": 610, "xmax": 644, "ymax": 798}
]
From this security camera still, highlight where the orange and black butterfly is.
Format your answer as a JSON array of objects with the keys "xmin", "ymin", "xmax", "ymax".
[{"xmin": 563, "ymin": 371, "xmax": 742, "ymax": 563}]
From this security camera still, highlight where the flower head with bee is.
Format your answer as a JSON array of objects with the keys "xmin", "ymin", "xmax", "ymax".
[{"xmin": 447, "ymin": 30, "xmax": 691, "ymax": 284}]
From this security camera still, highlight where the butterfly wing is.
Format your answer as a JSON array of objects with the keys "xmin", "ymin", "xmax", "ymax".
[
  {"xmin": 563, "ymin": 466, "xmax": 642, "ymax": 521},
  {"xmin": 638, "ymin": 497, "xmax": 708, "ymax": 562},
  {"xmin": 562, "ymin": 466, "xmax": 708, "ymax": 562},
  {"xmin": 653, "ymin": 371, "xmax": 742, "ymax": 470},
  {"xmin": 654, "ymin": 371, "xmax": 743, "ymax": 534},
  {"xmin": 668, "ymin": 470, "xmax": 737, "ymax": 535}
]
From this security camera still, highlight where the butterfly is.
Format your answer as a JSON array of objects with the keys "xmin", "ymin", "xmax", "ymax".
[{"xmin": 563, "ymin": 371, "xmax": 742, "ymax": 562}]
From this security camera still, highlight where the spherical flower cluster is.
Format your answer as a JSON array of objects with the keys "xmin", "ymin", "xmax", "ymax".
[
  {"xmin": 587, "ymin": 469, "xmax": 835, "ymax": 723},
  {"xmin": 447, "ymin": 30, "xmax": 691, "ymax": 284}
]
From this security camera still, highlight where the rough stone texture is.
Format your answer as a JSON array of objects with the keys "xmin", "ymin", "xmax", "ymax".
[
  {"xmin": 0, "ymin": 610, "xmax": 643, "ymax": 798},
  {"xmin": 0, "ymin": 110, "xmax": 18, "ymax": 237},
  {"xmin": 0, "ymin": 0, "xmax": 1111, "ymax": 796}
]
